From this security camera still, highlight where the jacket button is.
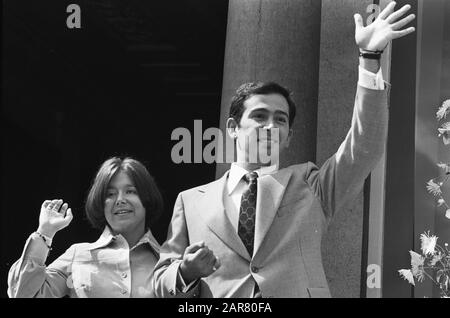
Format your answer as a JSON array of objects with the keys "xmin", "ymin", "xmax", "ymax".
[
  {"xmin": 121, "ymin": 289, "xmax": 128, "ymax": 295},
  {"xmin": 251, "ymin": 266, "xmax": 259, "ymax": 273},
  {"xmin": 169, "ymin": 289, "xmax": 175, "ymax": 296},
  {"xmin": 121, "ymin": 272, "xmax": 127, "ymax": 279}
]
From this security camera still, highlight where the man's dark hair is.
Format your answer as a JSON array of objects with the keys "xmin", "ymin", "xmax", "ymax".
[{"xmin": 229, "ymin": 81, "xmax": 297, "ymax": 127}]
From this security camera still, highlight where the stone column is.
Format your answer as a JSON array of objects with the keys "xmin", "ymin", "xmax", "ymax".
[{"xmin": 317, "ymin": 0, "xmax": 376, "ymax": 298}]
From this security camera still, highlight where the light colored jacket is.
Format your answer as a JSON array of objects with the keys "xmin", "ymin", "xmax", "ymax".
[
  {"xmin": 8, "ymin": 227, "xmax": 160, "ymax": 298},
  {"xmin": 153, "ymin": 85, "xmax": 388, "ymax": 298}
]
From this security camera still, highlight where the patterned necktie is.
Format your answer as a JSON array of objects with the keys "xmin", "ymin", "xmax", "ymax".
[{"xmin": 238, "ymin": 171, "xmax": 258, "ymax": 256}]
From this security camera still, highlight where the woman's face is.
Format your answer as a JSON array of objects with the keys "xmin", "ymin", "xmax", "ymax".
[{"xmin": 104, "ymin": 171, "xmax": 146, "ymax": 236}]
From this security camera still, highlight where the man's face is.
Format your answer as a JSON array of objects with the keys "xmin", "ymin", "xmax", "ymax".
[{"xmin": 228, "ymin": 93, "xmax": 293, "ymax": 166}]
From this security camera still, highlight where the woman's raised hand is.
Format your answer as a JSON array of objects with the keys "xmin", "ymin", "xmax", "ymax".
[{"xmin": 37, "ymin": 199, "xmax": 73, "ymax": 238}]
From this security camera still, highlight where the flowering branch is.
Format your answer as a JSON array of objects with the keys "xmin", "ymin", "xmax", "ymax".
[
  {"xmin": 426, "ymin": 99, "xmax": 450, "ymax": 219},
  {"xmin": 398, "ymin": 232, "xmax": 450, "ymax": 298},
  {"xmin": 398, "ymin": 100, "xmax": 450, "ymax": 298}
]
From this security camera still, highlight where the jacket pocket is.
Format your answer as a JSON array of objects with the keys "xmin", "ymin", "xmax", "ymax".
[
  {"xmin": 307, "ymin": 287, "xmax": 331, "ymax": 298},
  {"xmin": 70, "ymin": 264, "xmax": 92, "ymax": 297}
]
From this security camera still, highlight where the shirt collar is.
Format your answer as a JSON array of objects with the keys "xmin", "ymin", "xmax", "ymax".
[
  {"xmin": 131, "ymin": 229, "xmax": 161, "ymax": 254},
  {"xmin": 82, "ymin": 226, "xmax": 160, "ymax": 254},
  {"xmin": 82, "ymin": 226, "xmax": 115, "ymax": 251},
  {"xmin": 227, "ymin": 162, "xmax": 278, "ymax": 195}
]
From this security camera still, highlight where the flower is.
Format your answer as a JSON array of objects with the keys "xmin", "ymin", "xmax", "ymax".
[
  {"xmin": 420, "ymin": 232, "xmax": 438, "ymax": 255},
  {"xmin": 400, "ymin": 100, "xmax": 450, "ymax": 297},
  {"xmin": 426, "ymin": 179, "xmax": 442, "ymax": 196},
  {"xmin": 436, "ymin": 99, "xmax": 450, "ymax": 120},
  {"xmin": 398, "ymin": 269, "xmax": 415, "ymax": 286},
  {"xmin": 399, "ymin": 232, "xmax": 450, "ymax": 297}
]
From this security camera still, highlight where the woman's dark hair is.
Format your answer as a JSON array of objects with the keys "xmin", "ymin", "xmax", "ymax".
[{"xmin": 85, "ymin": 157, "xmax": 163, "ymax": 231}]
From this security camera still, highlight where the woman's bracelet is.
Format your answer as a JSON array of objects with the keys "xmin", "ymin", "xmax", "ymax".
[{"xmin": 34, "ymin": 231, "xmax": 53, "ymax": 250}]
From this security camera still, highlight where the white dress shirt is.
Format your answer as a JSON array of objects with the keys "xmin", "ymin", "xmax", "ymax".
[{"xmin": 224, "ymin": 163, "xmax": 278, "ymax": 232}]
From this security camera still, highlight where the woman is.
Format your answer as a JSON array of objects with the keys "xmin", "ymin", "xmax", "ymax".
[{"xmin": 8, "ymin": 157, "xmax": 164, "ymax": 297}]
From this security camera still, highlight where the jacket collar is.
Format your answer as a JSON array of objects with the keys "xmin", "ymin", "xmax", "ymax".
[
  {"xmin": 227, "ymin": 162, "xmax": 278, "ymax": 195},
  {"xmin": 197, "ymin": 172, "xmax": 251, "ymax": 261},
  {"xmin": 81, "ymin": 226, "xmax": 161, "ymax": 255}
]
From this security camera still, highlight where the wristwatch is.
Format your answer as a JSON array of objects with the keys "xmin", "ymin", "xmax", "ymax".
[{"xmin": 359, "ymin": 49, "xmax": 383, "ymax": 60}]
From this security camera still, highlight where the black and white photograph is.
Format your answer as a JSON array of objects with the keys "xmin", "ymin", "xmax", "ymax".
[{"xmin": 1, "ymin": 0, "xmax": 450, "ymax": 301}]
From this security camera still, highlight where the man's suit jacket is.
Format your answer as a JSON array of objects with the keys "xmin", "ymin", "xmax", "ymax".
[{"xmin": 153, "ymin": 86, "xmax": 388, "ymax": 298}]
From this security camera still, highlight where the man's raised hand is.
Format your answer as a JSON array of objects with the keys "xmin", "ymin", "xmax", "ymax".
[{"xmin": 354, "ymin": 1, "xmax": 415, "ymax": 51}]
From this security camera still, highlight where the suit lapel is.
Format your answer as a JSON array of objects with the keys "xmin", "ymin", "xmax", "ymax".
[
  {"xmin": 197, "ymin": 172, "xmax": 251, "ymax": 261},
  {"xmin": 254, "ymin": 168, "xmax": 292, "ymax": 255}
]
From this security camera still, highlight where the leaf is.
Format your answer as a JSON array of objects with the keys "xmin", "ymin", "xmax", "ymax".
[
  {"xmin": 438, "ymin": 122, "xmax": 450, "ymax": 145},
  {"xmin": 437, "ymin": 270, "xmax": 444, "ymax": 282},
  {"xmin": 431, "ymin": 253, "xmax": 443, "ymax": 266},
  {"xmin": 410, "ymin": 251, "xmax": 425, "ymax": 277},
  {"xmin": 438, "ymin": 275, "xmax": 449, "ymax": 292},
  {"xmin": 398, "ymin": 269, "xmax": 415, "ymax": 286},
  {"xmin": 426, "ymin": 179, "xmax": 442, "ymax": 196},
  {"xmin": 444, "ymin": 136, "xmax": 450, "ymax": 145}
]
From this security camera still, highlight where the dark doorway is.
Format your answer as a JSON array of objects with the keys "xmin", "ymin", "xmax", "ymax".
[{"xmin": 1, "ymin": 0, "xmax": 229, "ymax": 297}]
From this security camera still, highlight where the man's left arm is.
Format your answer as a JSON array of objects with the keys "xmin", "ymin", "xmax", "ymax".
[{"xmin": 307, "ymin": 2, "xmax": 415, "ymax": 218}]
